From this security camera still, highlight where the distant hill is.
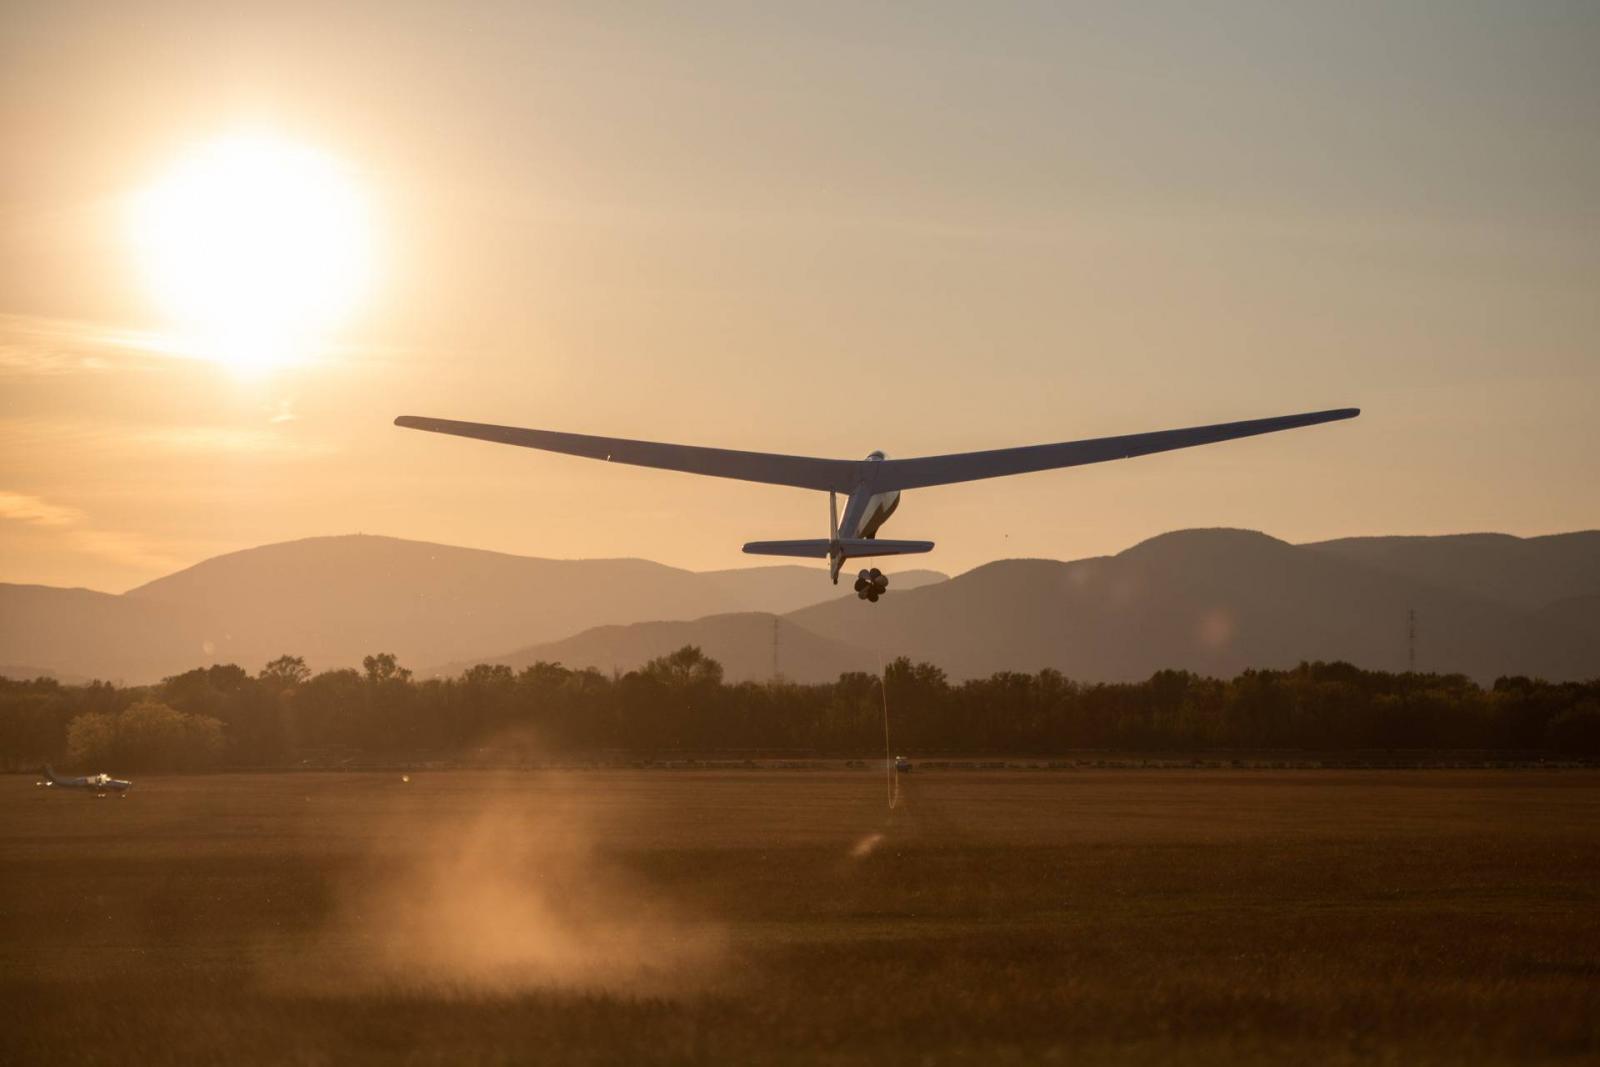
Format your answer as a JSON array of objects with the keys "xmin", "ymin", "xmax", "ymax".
[
  {"xmin": 1528, "ymin": 594, "xmax": 1600, "ymax": 681},
  {"xmin": 120, "ymin": 535, "xmax": 735, "ymax": 677},
  {"xmin": 1305, "ymin": 531, "xmax": 1600, "ymax": 610},
  {"xmin": 4, "ymin": 535, "xmax": 945, "ymax": 683},
  {"xmin": 0, "ymin": 584, "xmax": 232, "ymax": 684},
  {"xmin": 2, "ymin": 528, "xmax": 1593, "ymax": 685},
  {"xmin": 698, "ymin": 565, "xmax": 946, "ymax": 616},
  {"xmin": 787, "ymin": 529, "xmax": 1599, "ymax": 683},
  {"xmin": 436, "ymin": 612, "xmax": 880, "ymax": 683}
]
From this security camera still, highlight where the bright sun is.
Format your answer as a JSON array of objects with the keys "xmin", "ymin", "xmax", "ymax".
[{"xmin": 131, "ymin": 133, "xmax": 373, "ymax": 376}]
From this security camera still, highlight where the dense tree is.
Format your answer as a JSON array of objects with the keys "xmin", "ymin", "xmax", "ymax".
[
  {"xmin": 3, "ymin": 651, "xmax": 1598, "ymax": 769},
  {"xmin": 362, "ymin": 653, "xmax": 411, "ymax": 684},
  {"xmin": 642, "ymin": 645, "xmax": 723, "ymax": 688},
  {"xmin": 1546, "ymin": 700, "xmax": 1600, "ymax": 756},
  {"xmin": 260, "ymin": 655, "xmax": 311, "ymax": 688},
  {"xmin": 65, "ymin": 699, "xmax": 223, "ymax": 771}
]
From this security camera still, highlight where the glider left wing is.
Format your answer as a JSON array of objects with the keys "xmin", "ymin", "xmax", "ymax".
[{"xmin": 395, "ymin": 416, "xmax": 859, "ymax": 492}]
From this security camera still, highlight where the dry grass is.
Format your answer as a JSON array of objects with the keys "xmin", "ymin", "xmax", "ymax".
[{"xmin": 3, "ymin": 769, "xmax": 1597, "ymax": 1064}]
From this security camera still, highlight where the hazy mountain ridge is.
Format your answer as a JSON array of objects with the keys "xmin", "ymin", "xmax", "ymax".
[
  {"xmin": 433, "ymin": 612, "xmax": 882, "ymax": 684},
  {"xmin": 1305, "ymin": 531, "xmax": 1600, "ymax": 610},
  {"xmin": 122, "ymin": 535, "xmax": 733, "ymax": 675},
  {"xmin": 786, "ymin": 528, "xmax": 1598, "ymax": 683},
  {"xmin": 696, "ymin": 565, "xmax": 946, "ymax": 616},
  {"xmin": 4, "ymin": 534, "xmax": 947, "ymax": 683},
  {"xmin": 0, "ymin": 583, "xmax": 234, "ymax": 683},
  {"xmin": 2, "ymin": 529, "xmax": 1594, "ymax": 685}
]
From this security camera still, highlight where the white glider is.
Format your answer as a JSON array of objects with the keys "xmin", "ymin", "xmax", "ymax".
[
  {"xmin": 40, "ymin": 765, "xmax": 132, "ymax": 796},
  {"xmin": 396, "ymin": 407, "xmax": 1358, "ymax": 601}
]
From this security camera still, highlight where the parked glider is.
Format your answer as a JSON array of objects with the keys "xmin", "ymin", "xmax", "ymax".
[
  {"xmin": 396, "ymin": 407, "xmax": 1358, "ymax": 601},
  {"xmin": 40, "ymin": 766, "xmax": 132, "ymax": 797}
]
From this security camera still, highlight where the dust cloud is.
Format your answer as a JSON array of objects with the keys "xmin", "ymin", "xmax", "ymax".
[
  {"xmin": 850, "ymin": 831, "xmax": 885, "ymax": 858},
  {"xmin": 282, "ymin": 784, "xmax": 726, "ymax": 997}
]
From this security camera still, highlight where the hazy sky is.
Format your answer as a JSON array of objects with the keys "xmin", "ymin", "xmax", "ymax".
[{"xmin": 3, "ymin": 1, "xmax": 1596, "ymax": 592}]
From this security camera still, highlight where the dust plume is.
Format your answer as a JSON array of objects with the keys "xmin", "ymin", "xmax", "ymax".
[
  {"xmin": 284, "ymin": 782, "xmax": 725, "ymax": 996},
  {"xmin": 850, "ymin": 831, "xmax": 885, "ymax": 858}
]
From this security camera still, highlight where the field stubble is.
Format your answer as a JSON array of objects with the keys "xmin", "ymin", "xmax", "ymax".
[{"xmin": 2, "ymin": 769, "xmax": 1597, "ymax": 1064}]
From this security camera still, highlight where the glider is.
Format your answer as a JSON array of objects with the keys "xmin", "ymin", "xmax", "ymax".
[
  {"xmin": 40, "ymin": 766, "xmax": 132, "ymax": 797},
  {"xmin": 396, "ymin": 407, "xmax": 1358, "ymax": 601}
]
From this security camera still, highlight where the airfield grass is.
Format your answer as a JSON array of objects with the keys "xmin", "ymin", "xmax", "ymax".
[{"xmin": 2, "ymin": 769, "xmax": 1597, "ymax": 1065}]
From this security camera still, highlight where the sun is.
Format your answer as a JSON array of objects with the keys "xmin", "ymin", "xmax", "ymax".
[{"xmin": 131, "ymin": 133, "xmax": 373, "ymax": 377}]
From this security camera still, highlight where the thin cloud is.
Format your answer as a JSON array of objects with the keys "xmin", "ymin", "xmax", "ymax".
[
  {"xmin": 0, "ymin": 490, "xmax": 83, "ymax": 527},
  {"xmin": 63, "ymin": 528, "xmax": 185, "ymax": 573},
  {"xmin": 0, "ymin": 313, "xmax": 402, "ymax": 378},
  {"xmin": 130, "ymin": 423, "xmax": 331, "ymax": 456},
  {"xmin": 0, "ymin": 313, "xmax": 197, "ymax": 377},
  {"xmin": 1, "ymin": 415, "xmax": 333, "ymax": 459},
  {"xmin": 0, "ymin": 488, "xmax": 184, "ymax": 574}
]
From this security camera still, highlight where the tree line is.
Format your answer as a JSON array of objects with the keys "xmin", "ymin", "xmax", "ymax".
[{"xmin": 3, "ymin": 648, "xmax": 1597, "ymax": 771}]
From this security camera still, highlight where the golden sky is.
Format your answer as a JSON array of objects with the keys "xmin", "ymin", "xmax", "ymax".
[{"xmin": 3, "ymin": 2, "xmax": 1597, "ymax": 592}]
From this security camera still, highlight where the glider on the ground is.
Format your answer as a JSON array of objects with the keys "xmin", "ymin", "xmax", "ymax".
[{"xmin": 40, "ymin": 766, "xmax": 132, "ymax": 797}]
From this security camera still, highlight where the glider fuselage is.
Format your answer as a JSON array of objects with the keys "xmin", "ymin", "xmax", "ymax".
[{"xmin": 838, "ymin": 451, "xmax": 900, "ymax": 540}]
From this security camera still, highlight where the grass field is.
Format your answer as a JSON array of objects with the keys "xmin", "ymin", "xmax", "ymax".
[{"xmin": 3, "ymin": 768, "xmax": 1598, "ymax": 1064}]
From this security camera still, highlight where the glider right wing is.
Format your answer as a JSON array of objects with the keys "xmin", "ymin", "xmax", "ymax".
[{"xmin": 871, "ymin": 408, "xmax": 1360, "ymax": 491}]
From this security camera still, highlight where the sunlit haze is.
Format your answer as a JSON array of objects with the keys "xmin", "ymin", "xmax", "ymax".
[
  {"xmin": 1, "ymin": 2, "xmax": 1596, "ymax": 591},
  {"xmin": 129, "ymin": 132, "xmax": 373, "ymax": 377}
]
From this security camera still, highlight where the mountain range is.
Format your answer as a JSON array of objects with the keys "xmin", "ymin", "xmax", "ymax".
[
  {"xmin": 1, "ymin": 529, "xmax": 1595, "ymax": 685},
  {"xmin": 0, "ymin": 535, "xmax": 944, "ymax": 683},
  {"xmin": 786, "ymin": 529, "xmax": 1598, "ymax": 683}
]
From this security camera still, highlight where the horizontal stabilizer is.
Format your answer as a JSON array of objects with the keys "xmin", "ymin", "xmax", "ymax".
[{"xmin": 743, "ymin": 538, "xmax": 935, "ymax": 559}]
